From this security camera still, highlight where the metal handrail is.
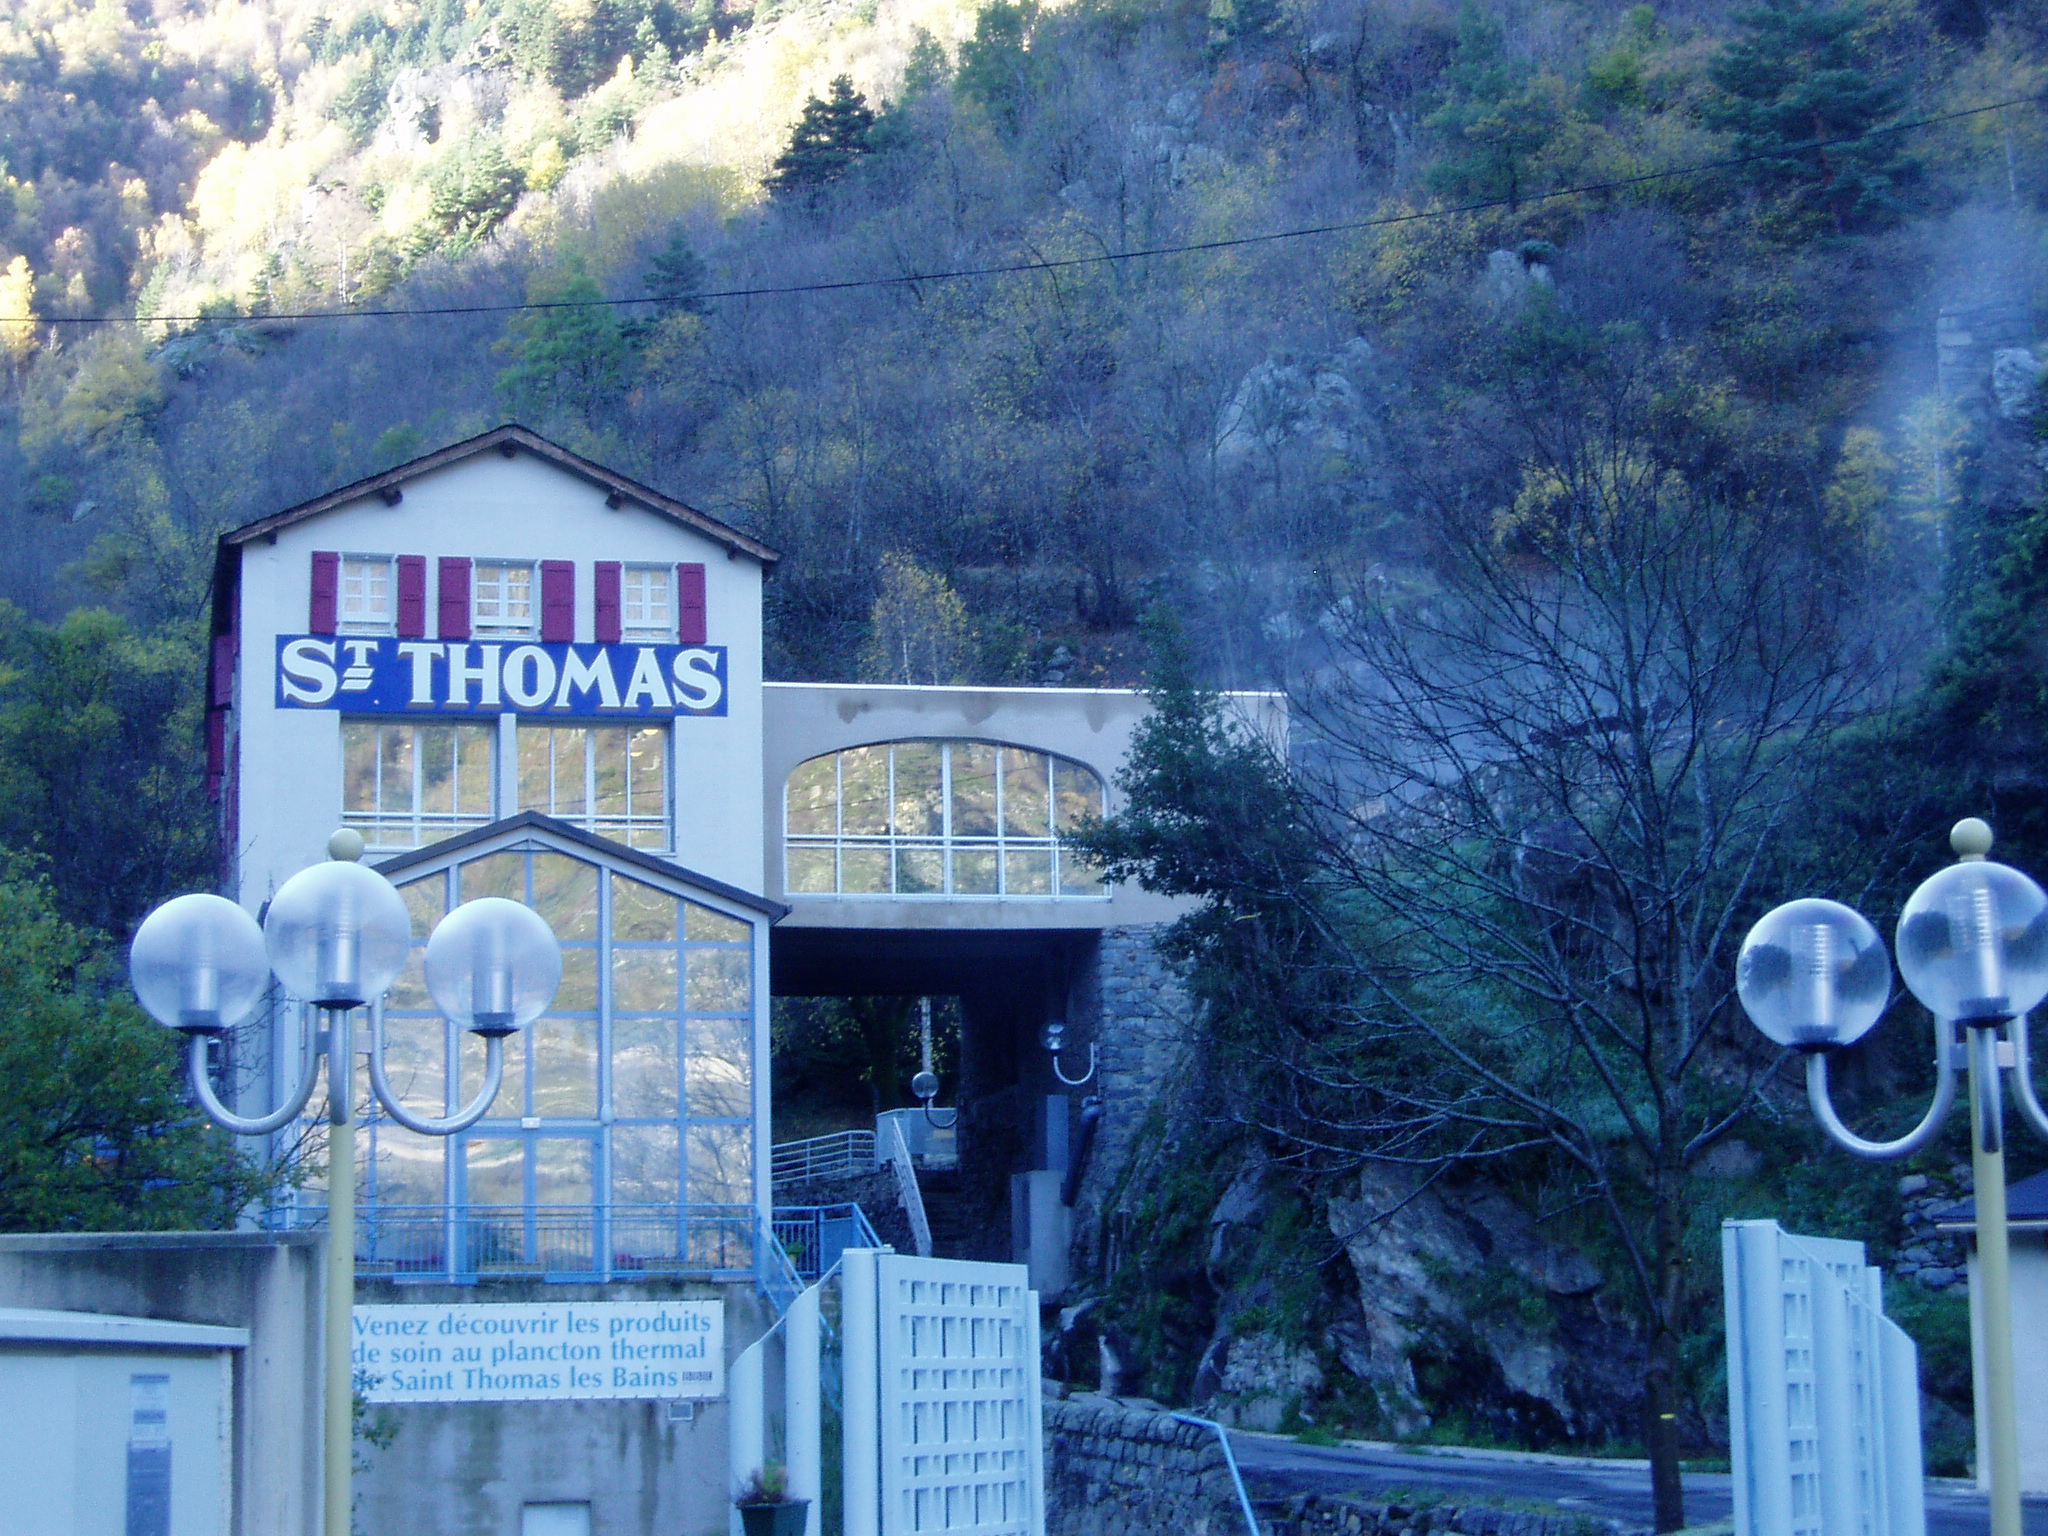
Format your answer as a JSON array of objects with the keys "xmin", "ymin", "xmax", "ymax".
[
  {"xmin": 771, "ymin": 1129, "xmax": 878, "ymax": 1187},
  {"xmin": 884, "ymin": 1118, "xmax": 933, "ymax": 1257}
]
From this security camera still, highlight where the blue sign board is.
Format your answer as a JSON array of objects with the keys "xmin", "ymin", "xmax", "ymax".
[{"xmin": 275, "ymin": 636, "xmax": 728, "ymax": 718}]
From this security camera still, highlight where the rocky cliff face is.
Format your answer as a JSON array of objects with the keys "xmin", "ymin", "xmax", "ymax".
[{"xmin": 1180, "ymin": 1155, "xmax": 1639, "ymax": 1447}]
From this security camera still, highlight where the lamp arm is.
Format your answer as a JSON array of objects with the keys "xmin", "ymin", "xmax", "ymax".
[
  {"xmin": 920, "ymin": 1099, "xmax": 960, "ymax": 1130},
  {"xmin": 185, "ymin": 1008, "xmax": 324, "ymax": 1136},
  {"xmin": 1051, "ymin": 1042, "xmax": 1098, "ymax": 1088},
  {"xmin": 366, "ymin": 1007, "xmax": 506, "ymax": 1135},
  {"xmin": 1805, "ymin": 1025, "xmax": 1959, "ymax": 1159},
  {"xmin": 2005, "ymin": 1012, "xmax": 2048, "ymax": 1143}
]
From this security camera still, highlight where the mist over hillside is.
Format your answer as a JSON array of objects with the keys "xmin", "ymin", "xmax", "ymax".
[{"xmin": 7, "ymin": 0, "xmax": 2048, "ymax": 1499}]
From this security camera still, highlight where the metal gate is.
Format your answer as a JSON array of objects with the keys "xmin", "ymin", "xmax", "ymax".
[{"xmin": 842, "ymin": 1248, "xmax": 1044, "ymax": 1536}]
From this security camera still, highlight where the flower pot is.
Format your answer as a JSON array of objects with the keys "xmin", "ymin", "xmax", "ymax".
[{"xmin": 737, "ymin": 1499, "xmax": 808, "ymax": 1536}]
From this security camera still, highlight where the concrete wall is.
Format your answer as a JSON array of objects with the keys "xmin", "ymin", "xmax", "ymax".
[
  {"xmin": 352, "ymin": 1276, "xmax": 766, "ymax": 1536},
  {"xmin": 0, "ymin": 1231, "xmax": 324, "ymax": 1536}
]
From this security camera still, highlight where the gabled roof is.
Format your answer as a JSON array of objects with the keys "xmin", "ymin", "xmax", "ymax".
[
  {"xmin": 218, "ymin": 423, "xmax": 779, "ymax": 566},
  {"xmin": 371, "ymin": 810, "xmax": 789, "ymax": 921},
  {"xmin": 1933, "ymin": 1167, "xmax": 2048, "ymax": 1230}
]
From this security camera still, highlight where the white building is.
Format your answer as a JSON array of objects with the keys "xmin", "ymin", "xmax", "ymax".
[{"xmin": 204, "ymin": 425, "xmax": 1267, "ymax": 1533}]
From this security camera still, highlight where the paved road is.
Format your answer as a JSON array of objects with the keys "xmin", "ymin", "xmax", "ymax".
[{"xmin": 1227, "ymin": 1431, "xmax": 2048, "ymax": 1534}]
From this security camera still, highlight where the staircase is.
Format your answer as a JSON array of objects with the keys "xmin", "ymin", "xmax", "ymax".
[{"xmin": 917, "ymin": 1166, "xmax": 1007, "ymax": 1263}]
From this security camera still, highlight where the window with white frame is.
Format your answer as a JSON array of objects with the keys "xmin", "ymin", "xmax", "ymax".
[
  {"xmin": 339, "ymin": 556, "xmax": 395, "ymax": 632},
  {"xmin": 622, "ymin": 565, "xmax": 673, "ymax": 640},
  {"xmin": 474, "ymin": 561, "xmax": 537, "ymax": 635},
  {"xmin": 342, "ymin": 721, "xmax": 497, "ymax": 848},
  {"xmin": 518, "ymin": 724, "xmax": 671, "ymax": 849},
  {"xmin": 784, "ymin": 740, "xmax": 1107, "ymax": 898}
]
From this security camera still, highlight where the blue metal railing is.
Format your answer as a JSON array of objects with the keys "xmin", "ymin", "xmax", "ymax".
[{"xmin": 267, "ymin": 1200, "xmax": 882, "ymax": 1293}]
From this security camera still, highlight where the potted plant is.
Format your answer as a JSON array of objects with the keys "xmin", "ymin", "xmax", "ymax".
[{"xmin": 733, "ymin": 1462, "xmax": 808, "ymax": 1536}]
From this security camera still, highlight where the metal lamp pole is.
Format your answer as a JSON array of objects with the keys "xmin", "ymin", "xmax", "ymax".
[
  {"xmin": 1736, "ymin": 817, "xmax": 2048, "ymax": 1536},
  {"xmin": 129, "ymin": 829, "xmax": 561, "ymax": 1536}
]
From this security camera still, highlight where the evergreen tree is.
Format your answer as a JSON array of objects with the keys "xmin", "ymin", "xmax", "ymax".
[
  {"xmin": 642, "ymin": 227, "xmax": 710, "ymax": 313},
  {"xmin": 765, "ymin": 76, "xmax": 877, "ymax": 202},
  {"xmin": 1703, "ymin": 0, "xmax": 1912, "ymax": 235}
]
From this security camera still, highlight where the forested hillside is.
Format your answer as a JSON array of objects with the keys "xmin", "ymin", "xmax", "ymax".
[{"xmin": 7, "ymin": 0, "xmax": 2048, "ymax": 1514}]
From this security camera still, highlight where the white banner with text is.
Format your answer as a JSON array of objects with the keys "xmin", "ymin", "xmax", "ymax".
[{"xmin": 353, "ymin": 1299, "xmax": 724, "ymax": 1403}]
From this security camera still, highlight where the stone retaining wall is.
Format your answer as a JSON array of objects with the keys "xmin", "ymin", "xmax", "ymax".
[{"xmin": 1044, "ymin": 1391, "xmax": 1248, "ymax": 1536}]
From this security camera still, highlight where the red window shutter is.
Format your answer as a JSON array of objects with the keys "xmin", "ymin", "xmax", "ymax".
[
  {"xmin": 594, "ymin": 561, "xmax": 622, "ymax": 644},
  {"xmin": 540, "ymin": 560, "xmax": 575, "ymax": 643},
  {"xmin": 438, "ymin": 557, "xmax": 472, "ymax": 640},
  {"xmin": 209, "ymin": 634, "xmax": 236, "ymax": 709},
  {"xmin": 205, "ymin": 710, "xmax": 226, "ymax": 789},
  {"xmin": 677, "ymin": 562, "xmax": 707, "ymax": 645},
  {"xmin": 396, "ymin": 556, "xmax": 428, "ymax": 638},
  {"xmin": 309, "ymin": 551, "xmax": 339, "ymax": 634}
]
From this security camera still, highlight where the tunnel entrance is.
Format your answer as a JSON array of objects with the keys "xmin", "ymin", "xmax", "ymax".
[{"xmin": 769, "ymin": 926, "xmax": 1100, "ymax": 1275}]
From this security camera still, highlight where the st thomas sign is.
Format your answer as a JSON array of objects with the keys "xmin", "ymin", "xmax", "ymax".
[
  {"xmin": 353, "ymin": 1299, "xmax": 724, "ymax": 1403},
  {"xmin": 274, "ymin": 635, "xmax": 728, "ymax": 718}
]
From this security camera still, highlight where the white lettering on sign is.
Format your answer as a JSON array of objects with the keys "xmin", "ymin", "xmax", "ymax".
[
  {"xmin": 353, "ymin": 1300, "xmax": 724, "ymax": 1403},
  {"xmin": 272, "ymin": 636, "xmax": 729, "ymax": 718}
]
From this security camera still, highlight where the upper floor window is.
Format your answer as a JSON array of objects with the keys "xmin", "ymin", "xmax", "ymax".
[
  {"xmin": 622, "ymin": 565, "xmax": 673, "ymax": 640},
  {"xmin": 339, "ymin": 556, "xmax": 395, "ymax": 632},
  {"xmin": 342, "ymin": 721, "xmax": 496, "ymax": 849},
  {"xmin": 474, "ymin": 561, "xmax": 537, "ymax": 635},
  {"xmin": 518, "ymin": 723, "xmax": 671, "ymax": 850},
  {"xmin": 784, "ymin": 740, "xmax": 1107, "ymax": 898}
]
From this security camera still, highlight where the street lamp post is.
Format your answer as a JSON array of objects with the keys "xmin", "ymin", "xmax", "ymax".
[
  {"xmin": 1736, "ymin": 818, "xmax": 2048, "ymax": 1536},
  {"xmin": 128, "ymin": 830, "xmax": 562, "ymax": 1536}
]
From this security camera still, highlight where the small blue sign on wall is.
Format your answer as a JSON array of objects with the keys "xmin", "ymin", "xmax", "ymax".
[{"xmin": 274, "ymin": 636, "xmax": 729, "ymax": 718}]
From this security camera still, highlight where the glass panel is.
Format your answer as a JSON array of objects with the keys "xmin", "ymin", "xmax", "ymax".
[
  {"xmin": 786, "ymin": 755, "xmax": 838, "ymax": 836},
  {"xmin": 455, "ymin": 726, "xmax": 495, "ymax": 817},
  {"xmin": 627, "ymin": 823, "xmax": 667, "ymax": 851},
  {"xmin": 530, "ymin": 854, "xmax": 599, "ymax": 939},
  {"xmin": 553, "ymin": 948, "xmax": 599, "ymax": 1013},
  {"xmin": 893, "ymin": 742, "xmax": 942, "ymax": 836},
  {"xmin": 614, "ymin": 948, "xmax": 679, "ymax": 1012},
  {"xmin": 1058, "ymin": 847, "xmax": 1106, "ymax": 897},
  {"xmin": 613, "ymin": 876, "xmax": 678, "ymax": 942},
  {"xmin": 628, "ymin": 728, "xmax": 667, "ymax": 820},
  {"xmin": 1001, "ymin": 748, "xmax": 1050, "ymax": 836},
  {"xmin": 611, "ymin": 1124, "xmax": 680, "ymax": 1205},
  {"xmin": 687, "ymin": 1124, "xmax": 752, "ymax": 1205},
  {"xmin": 379, "ymin": 726, "xmax": 413, "ymax": 807},
  {"xmin": 342, "ymin": 722, "xmax": 378, "ymax": 812},
  {"xmin": 950, "ymin": 743, "xmax": 998, "ymax": 836},
  {"xmin": 371, "ymin": 1126, "xmax": 443, "ymax": 1207},
  {"xmin": 591, "ymin": 727, "xmax": 629, "ymax": 817},
  {"xmin": 398, "ymin": 875, "xmax": 446, "ymax": 938},
  {"xmin": 685, "ymin": 947, "xmax": 750, "ymax": 1013},
  {"xmin": 517, "ymin": 726, "xmax": 553, "ymax": 813},
  {"xmin": 841, "ymin": 846, "xmax": 889, "ymax": 893},
  {"xmin": 531, "ymin": 1016, "xmax": 598, "ymax": 1118},
  {"xmin": 534, "ymin": 1138, "xmax": 593, "ymax": 1205},
  {"xmin": 896, "ymin": 842, "xmax": 944, "ymax": 894},
  {"xmin": 839, "ymin": 746, "xmax": 889, "ymax": 836},
  {"xmin": 458, "ymin": 851, "xmax": 525, "ymax": 902},
  {"xmin": 387, "ymin": 948, "xmax": 432, "ymax": 1011},
  {"xmin": 378, "ymin": 1012, "xmax": 446, "ymax": 1110},
  {"xmin": 1053, "ymin": 758, "xmax": 1104, "ymax": 831},
  {"xmin": 953, "ymin": 847, "xmax": 999, "ymax": 895},
  {"xmin": 419, "ymin": 728, "xmax": 455, "ymax": 815},
  {"xmin": 786, "ymin": 846, "xmax": 834, "ymax": 893},
  {"xmin": 686, "ymin": 1019, "xmax": 750, "ymax": 1118},
  {"xmin": 553, "ymin": 728, "xmax": 589, "ymax": 817},
  {"xmin": 612, "ymin": 1018, "xmax": 679, "ymax": 1118},
  {"xmin": 466, "ymin": 1138, "xmax": 524, "ymax": 1206},
  {"xmin": 1004, "ymin": 847, "xmax": 1052, "ymax": 895},
  {"xmin": 685, "ymin": 902, "xmax": 748, "ymax": 943}
]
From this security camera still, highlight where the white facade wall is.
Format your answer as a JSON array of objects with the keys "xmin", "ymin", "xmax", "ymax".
[{"xmin": 228, "ymin": 450, "xmax": 766, "ymax": 908}]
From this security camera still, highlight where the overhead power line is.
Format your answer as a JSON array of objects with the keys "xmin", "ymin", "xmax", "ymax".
[{"xmin": 11, "ymin": 89, "xmax": 2046, "ymax": 329}]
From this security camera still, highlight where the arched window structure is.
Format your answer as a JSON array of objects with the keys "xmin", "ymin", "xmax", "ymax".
[{"xmin": 784, "ymin": 740, "xmax": 1107, "ymax": 898}]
